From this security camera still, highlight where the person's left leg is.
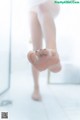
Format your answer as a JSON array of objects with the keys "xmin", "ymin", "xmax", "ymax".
[{"xmin": 29, "ymin": 11, "xmax": 43, "ymax": 101}]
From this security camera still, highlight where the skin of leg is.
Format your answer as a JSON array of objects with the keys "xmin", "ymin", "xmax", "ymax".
[
  {"xmin": 29, "ymin": 11, "xmax": 43, "ymax": 100},
  {"xmin": 35, "ymin": 1, "xmax": 61, "ymax": 71},
  {"xmin": 36, "ymin": 1, "xmax": 57, "ymax": 50}
]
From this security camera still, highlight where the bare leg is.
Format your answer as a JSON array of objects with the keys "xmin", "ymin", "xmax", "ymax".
[
  {"xmin": 27, "ymin": 2, "xmax": 61, "ymax": 72},
  {"xmin": 35, "ymin": 2, "xmax": 61, "ymax": 71},
  {"xmin": 29, "ymin": 11, "xmax": 42, "ymax": 100},
  {"xmin": 37, "ymin": 1, "xmax": 57, "ymax": 50}
]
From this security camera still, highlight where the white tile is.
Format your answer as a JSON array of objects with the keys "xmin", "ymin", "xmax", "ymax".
[
  {"xmin": 1, "ymin": 72, "xmax": 80, "ymax": 120},
  {"xmin": 25, "ymin": 98, "xmax": 47, "ymax": 120},
  {"xmin": 49, "ymin": 85, "xmax": 80, "ymax": 120},
  {"xmin": 41, "ymin": 86, "xmax": 69, "ymax": 120}
]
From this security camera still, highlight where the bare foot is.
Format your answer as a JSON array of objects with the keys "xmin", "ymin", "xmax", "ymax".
[
  {"xmin": 49, "ymin": 62, "xmax": 62, "ymax": 72},
  {"xmin": 48, "ymin": 52, "xmax": 62, "ymax": 72},
  {"xmin": 32, "ymin": 89, "xmax": 42, "ymax": 101},
  {"xmin": 27, "ymin": 49, "xmax": 61, "ymax": 72}
]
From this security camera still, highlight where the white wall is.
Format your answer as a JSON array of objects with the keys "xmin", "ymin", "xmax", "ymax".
[
  {"xmin": 55, "ymin": 4, "xmax": 80, "ymax": 64},
  {"xmin": 11, "ymin": 0, "xmax": 31, "ymax": 73},
  {"xmin": 0, "ymin": 0, "xmax": 11, "ymax": 93}
]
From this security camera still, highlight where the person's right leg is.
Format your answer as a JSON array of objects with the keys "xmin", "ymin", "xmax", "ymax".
[{"xmin": 29, "ymin": 11, "xmax": 43, "ymax": 101}]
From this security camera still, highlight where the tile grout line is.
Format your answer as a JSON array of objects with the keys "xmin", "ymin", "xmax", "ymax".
[
  {"xmin": 48, "ymin": 85, "xmax": 71, "ymax": 120},
  {"xmin": 41, "ymin": 100, "xmax": 50, "ymax": 120}
]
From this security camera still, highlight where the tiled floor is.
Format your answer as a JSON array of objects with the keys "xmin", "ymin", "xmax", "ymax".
[{"xmin": 0, "ymin": 72, "xmax": 80, "ymax": 120}]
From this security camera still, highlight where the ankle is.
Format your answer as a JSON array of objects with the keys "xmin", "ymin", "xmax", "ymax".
[
  {"xmin": 48, "ymin": 49, "xmax": 58, "ymax": 56},
  {"xmin": 34, "ymin": 85, "xmax": 39, "ymax": 90}
]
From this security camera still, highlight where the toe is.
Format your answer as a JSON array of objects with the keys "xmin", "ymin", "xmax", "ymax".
[
  {"xmin": 43, "ymin": 49, "xmax": 48, "ymax": 55},
  {"xmin": 39, "ymin": 49, "xmax": 43, "ymax": 56},
  {"xmin": 35, "ymin": 50, "xmax": 40, "ymax": 57}
]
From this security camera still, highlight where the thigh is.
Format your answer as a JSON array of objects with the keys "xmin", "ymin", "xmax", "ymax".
[
  {"xmin": 27, "ymin": 0, "xmax": 48, "ymax": 11},
  {"xmin": 37, "ymin": 0, "xmax": 60, "ymax": 18},
  {"xmin": 28, "ymin": 0, "xmax": 60, "ymax": 18}
]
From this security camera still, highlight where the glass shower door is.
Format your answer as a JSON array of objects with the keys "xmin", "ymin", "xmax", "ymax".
[{"xmin": 0, "ymin": 0, "xmax": 11, "ymax": 96}]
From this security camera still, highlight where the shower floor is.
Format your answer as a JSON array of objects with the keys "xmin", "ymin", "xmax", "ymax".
[{"xmin": 0, "ymin": 72, "xmax": 80, "ymax": 120}]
